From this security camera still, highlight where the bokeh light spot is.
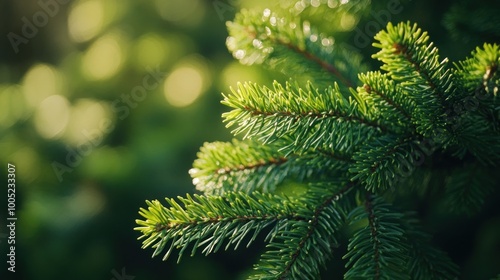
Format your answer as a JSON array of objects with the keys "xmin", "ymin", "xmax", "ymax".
[
  {"xmin": 63, "ymin": 99, "xmax": 114, "ymax": 146},
  {"xmin": 81, "ymin": 33, "xmax": 124, "ymax": 80},
  {"xmin": 68, "ymin": 0, "xmax": 105, "ymax": 42},
  {"xmin": 163, "ymin": 56, "xmax": 211, "ymax": 107},
  {"xmin": 34, "ymin": 95, "xmax": 70, "ymax": 139},
  {"xmin": 340, "ymin": 13, "xmax": 357, "ymax": 30},
  {"xmin": 134, "ymin": 33, "xmax": 169, "ymax": 68},
  {"xmin": 22, "ymin": 64, "xmax": 62, "ymax": 108}
]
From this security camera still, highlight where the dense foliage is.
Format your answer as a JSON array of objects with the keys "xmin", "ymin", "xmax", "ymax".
[{"xmin": 136, "ymin": 2, "xmax": 500, "ymax": 279}]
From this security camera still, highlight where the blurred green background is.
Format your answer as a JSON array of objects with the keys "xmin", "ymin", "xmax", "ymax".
[{"xmin": 0, "ymin": 0, "xmax": 499, "ymax": 279}]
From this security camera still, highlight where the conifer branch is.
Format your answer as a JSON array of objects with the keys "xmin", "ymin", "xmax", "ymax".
[
  {"xmin": 222, "ymin": 81, "xmax": 386, "ymax": 155},
  {"xmin": 454, "ymin": 43, "xmax": 500, "ymax": 108},
  {"xmin": 226, "ymin": 8, "xmax": 365, "ymax": 91},
  {"xmin": 135, "ymin": 192, "xmax": 307, "ymax": 262},
  {"xmin": 446, "ymin": 43, "xmax": 500, "ymax": 163},
  {"xmin": 252, "ymin": 182, "xmax": 356, "ymax": 279},
  {"xmin": 401, "ymin": 213, "xmax": 459, "ymax": 279},
  {"xmin": 350, "ymin": 135, "xmax": 424, "ymax": 191},
  {"xmin": 443, "ymin": 162, "xmax": 497, "ymax": 214},
  {"xmin": 191, "ymin": 140, "xmax": 351, "ymax": 195},
  {"xmin": 136, "ymin": 9, "xmax": 500, "ymax": 278},
  {"xmin": 357, "ymin": 71, "xmax": 415, "ymax": 133},
  {"xmin": 373, "ymin": 22, "xmax": 453, "ymax": 141},
  {"xmin": 344, "ymin": 195, "xmax": 409, "ymax": 280}
]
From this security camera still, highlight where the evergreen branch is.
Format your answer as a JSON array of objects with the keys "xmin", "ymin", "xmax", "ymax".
[
  {"xmin": 401, "ymin": 213, "xmax": 460, "ymax": 279},
  {"xmin": 222, "ymin": 81, "xmax": 384, "ymax": 155},
  {"xmin": 344, "ymin": 195, "xmax": 409, "ymax": 280},
  {"xmin": 136, "ymin": 6, "xmax": 500, "ymax": 277},
  {"xmin": 226, "ymin": 8, "xmax": 366, "ymax": 91},
  {"xmin": 451, "ymin": 113, "xmax": 500, "ymax": 164},
  {"xmin": 443, "ymin": 163, "xmax": 497, "ymax": 214},
  {"xmin": 448, "ymin": 44, "xmax": 500, "ymax": 162},
  {"xmin": 251, "ymin": 182, "xmax": 355, "ymax": 279},
  {"xmin": 372, "ymin": 22, "xmax": 453, "ymax": 142},
  {"xmin": 134, "ymin": 192, "xmax": 305, "ymax": 263},
  {"xmin": 285, "ymin": 0, "xmax": 371, "ymax": 35},
  {"xmin": 357, "ymin": 71, "xmax": 416, "ymax": 134},
  {"xmin": 190, "ymin": 139, "xmax": 351, "ymax": 195},
  {"xmin": 190, "ymin": 139, "xmax": 288, "ymax": 195},
  {"xmin": 453, "ymin": 43, "xmax": 500, "ymax": 112},
  {"xmin": 282, "ymin": 38, "xmax": 354, "ymax": 88},
  {"xmin": 350, "ymin": 135, "xmax": 426, "ymax": 192}
]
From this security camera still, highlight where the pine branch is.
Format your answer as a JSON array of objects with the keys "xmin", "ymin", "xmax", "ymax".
[
  {"xmin": 135, "ymin": 192, "xmax": 305, "ymax": 263},
  {"xmin": 454, "ymin": 43, "xmax": 499, "ymax": 94},
  {"xmin": 401, "ymin": 213, "xmax": 460, "ymax": 280},
  {"xmin": 136, "ymin": 5, "xmax": 500, "ymax": 277},
  {"xmin": 344, "ymin": 194, "xmax": 409, "ymax": 280},
  {"xmin": 372, "ymin": 22, "xmax": 453, "ymax": 143},
  {"xmin": 357, "ymin": 71, "xmax": 416, "ymax": 134},
  {"xmin": 446, "ymin": 43, "xmax": 500, "ymax": 163},
  {"xmin": 190, "ymin": 139, "xmax": 351, "ymax": 195},
  {"xmin": 349, "ymin": 135, "xmax": 427, "ymax": 192},
  {"xmin": 251, "ymin": 182, "xmax": 355, "ymax": 280},
  {"xmin": 453, "ymin": 43, "xmax": 500, "ymax": 115},
  {"xmin": 284, "ymin": 0, "xmax": 371, "ymax": 35},
  {"xmin": 222, "ymin": 81, "xmax": 385, "ymax": 155},
  {"xmin": 190, "ymin": 140, "xmax": 288, "ymax": 195},
  {"xmin": 226, "ymin": 8, "xmax": 366, "ymax": 91},
  {"xmin": 443, "ymin": 162, "xmax": 497, "ymax": 214}
]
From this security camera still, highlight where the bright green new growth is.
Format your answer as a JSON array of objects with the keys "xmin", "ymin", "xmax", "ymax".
[{"xmin": 135, "ymin": 4, "xmax": 500, "ymax": 280}]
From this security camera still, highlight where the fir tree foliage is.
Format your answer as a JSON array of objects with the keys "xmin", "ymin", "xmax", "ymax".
[
  {"xmin": 190, "ymin": 139, "xmax": 350, "ymax": 195},
  {"xmin": 343, "ymin": 195, "xmax": 409, "ymax": 279},
  {"xmin": 136, "ymin": 3, "xmax": 500, "ymax": 279},
  {"xmin": 221, "ymin": 81, "xmax": 381, "ymax": 155},
  {"xmin": 226, "ymin": 8, "xmax": 368, "ymax": 93}
]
